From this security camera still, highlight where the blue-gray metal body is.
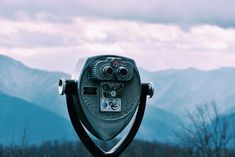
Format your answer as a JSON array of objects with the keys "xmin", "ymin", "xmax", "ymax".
[{"xmin": 73, "ymin": 55, "xmax": 141, "ymax": 140}]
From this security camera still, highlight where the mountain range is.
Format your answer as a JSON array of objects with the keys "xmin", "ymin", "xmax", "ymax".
[
  {"xmin": 139, "ymin": 67, "xmax": 235, "ymax": 116},
  {"xmin": 0, "ymin": 54, "xmax": 235, "ymax": 145},
  {"xmin": 0, "ymin": 55, "xmax": 69, "ymax": 118},
  {"xmin": 0, "ymin": 90, "xmax": 76, "ymax": 145}
]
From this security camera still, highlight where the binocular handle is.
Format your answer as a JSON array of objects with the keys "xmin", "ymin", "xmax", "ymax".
[{"xmin": 62, "ymin": 80, "xmax": 153, "ymax": 157}]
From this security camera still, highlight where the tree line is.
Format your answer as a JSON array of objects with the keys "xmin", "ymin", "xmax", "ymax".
[
  {"xmin": 1, "ymin": 103, "xmax": 235, "ymax": 157},
  {"xmin": 0, "ymin": 139, "xmax": 234, "ymax": 157}
]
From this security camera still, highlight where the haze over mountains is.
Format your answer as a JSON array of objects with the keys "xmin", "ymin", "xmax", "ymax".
[
  {"xmin": 0, "ymin": 55, "xmax": 70, "ymax": 117},
  {"xmin": 139, "ymin": 67, "xmax": 235, "ymax": 115},
  {"xmin": 0, "ymin": 54, "xmax": 235, "ymax": 145},
  {"xmin": 0, "ymin": 91, "xmax": 75, "ymax": 145}
]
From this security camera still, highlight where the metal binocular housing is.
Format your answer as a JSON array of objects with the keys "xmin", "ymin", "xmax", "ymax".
[{"xmin": 59, "ymin": 55, "xmax": 154, "ymax": 157}]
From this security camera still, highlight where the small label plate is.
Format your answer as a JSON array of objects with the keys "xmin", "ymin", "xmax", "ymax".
[{"xmin": 100, "ymin": 98, "xmax": 121, "ymax": 112}]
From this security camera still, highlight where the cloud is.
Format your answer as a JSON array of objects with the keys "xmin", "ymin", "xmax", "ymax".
[
  {"xmin": 1, "ymin": 17, "xmax": 235, "ymax": 72},
  {"xmin": 0, "ymin": 0, "xmax": 235, "ymax": 27}
]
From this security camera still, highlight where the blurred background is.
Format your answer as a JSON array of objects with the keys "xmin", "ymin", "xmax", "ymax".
[{"xmin": 0, "ymin": 0, "xmax": 235, "ymax": 156}]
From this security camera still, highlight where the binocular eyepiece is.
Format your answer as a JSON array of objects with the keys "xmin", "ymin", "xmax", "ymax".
[
  {"xmin": 89, "ymin": 57, "xmax": 134, "ymax": 82},
  {"xmin": 102, "ymin": 66, "xmax": 114, "ymax": 76},
  {"xmin": 102, "ymin": 65, "xmax": 129, "ymax": 81}
]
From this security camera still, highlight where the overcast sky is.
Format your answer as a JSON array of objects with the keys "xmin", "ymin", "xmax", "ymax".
[{"xmin": 0, "ymin": 0, "xmax": 235, "ymax": 73}]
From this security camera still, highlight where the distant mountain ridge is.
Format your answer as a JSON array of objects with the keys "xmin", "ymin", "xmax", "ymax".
[
  {"xmin": 0, "ymin": 54, "xmax": 182, "ymax": 143},
  {"xmin": 2, "ymin": 54, "xmax": 234, "ymax": 117},
  {"xmin": 0, "ymin": 90, "xmax": 76, "ymax": 145},
  {"xmin": 1, "ymin": 54, "xmax": 235, "ymax": 144},
  {"xmin": 0, "ymin": 55, "xmax": 70, "ymax": 117},
  {"xmin": 137, "ymin": 105, "xmax": 182, "ymax": 142},
  {"xmin": 140, "ymin": 67, "xmax": 235, "ymax": 116}
]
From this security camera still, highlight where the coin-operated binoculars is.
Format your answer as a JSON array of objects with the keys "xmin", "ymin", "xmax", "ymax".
[{"xmin": 59, "ymin": 55, "xmax": 154, "ymax": 157}]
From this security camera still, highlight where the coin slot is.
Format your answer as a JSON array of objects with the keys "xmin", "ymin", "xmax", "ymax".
[{"xmin": 83, "ymin": 87, "xmax": 98, "ymax": 95}]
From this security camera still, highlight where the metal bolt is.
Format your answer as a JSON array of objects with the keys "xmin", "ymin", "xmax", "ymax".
[
  {"xmin": 58, "ymin": 78, "xmax": 66, "ymax": 95},
  {"xmin": 147, "ymin": 83, "xmax": 154, "ymax": 98}
]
